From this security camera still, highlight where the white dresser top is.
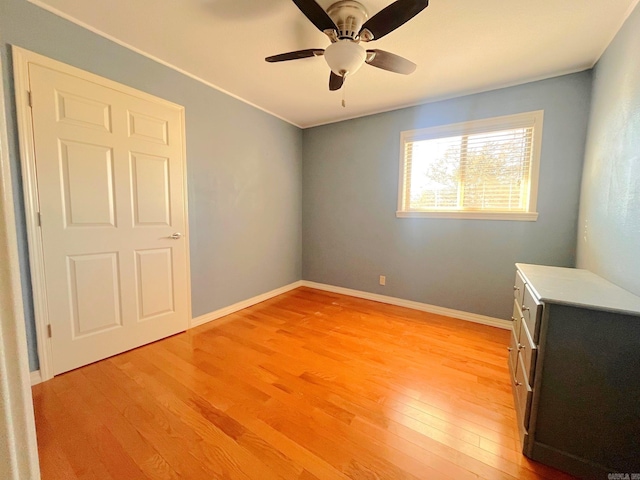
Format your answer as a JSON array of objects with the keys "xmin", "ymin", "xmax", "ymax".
[{"xmin": 516, "ymin": 263, "xmax": 640, "ymax": 316}]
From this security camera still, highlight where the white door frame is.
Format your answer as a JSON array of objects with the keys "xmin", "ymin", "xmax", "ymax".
[
  {"xmin": 0, "ymin": 49, "xmax": 41, "ymax": 480},
  {"xmin": 12, "ymin": 46, "xmax": 192, "ymax": 381}
]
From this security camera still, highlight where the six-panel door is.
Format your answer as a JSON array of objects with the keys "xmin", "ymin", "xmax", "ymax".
[{"xmin": 29, "ymin": 63, "xmax": 189, "ymax": 375}]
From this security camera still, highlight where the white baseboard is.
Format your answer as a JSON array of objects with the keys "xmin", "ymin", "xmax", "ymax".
[
  {"xmin": 190, "ymin": 281, "xmax": 304, "ymax": 328},
  {"xmin": 29, "ymin": 281, "xmax": 505, "ymax": 388},
  {"xmin": 300, "ymin": 281, "xmax": 511, "ymax": 330},
  {"xmin": 190, "ymin": 279, "xmax": 510, "ymax": 331},
  {"xmin": 30, "ymin": 370, "xmax": 42, "ymax": 386}
]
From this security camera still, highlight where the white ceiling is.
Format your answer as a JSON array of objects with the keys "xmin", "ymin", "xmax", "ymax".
[{"xmin": 30, "ymin": 0, "xmax": 639, "ymax": 127}]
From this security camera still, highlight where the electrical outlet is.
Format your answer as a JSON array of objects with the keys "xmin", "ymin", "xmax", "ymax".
[{"xmin": 379, "ymin": 275, "xmax": 386, "ymax": 286}]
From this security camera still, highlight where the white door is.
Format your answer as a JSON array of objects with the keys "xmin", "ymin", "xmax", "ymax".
[{"xmin": 27, "ymin": 62, "xmax": 189, "ymax": 375}]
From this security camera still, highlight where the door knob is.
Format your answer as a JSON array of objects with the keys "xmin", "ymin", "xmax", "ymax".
[{"xmin": 169, "ymin": 232, "xmax": 182, "ymax": 240}]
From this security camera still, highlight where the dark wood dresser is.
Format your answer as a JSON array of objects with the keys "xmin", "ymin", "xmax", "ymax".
[{"xmin": 509, "ymin": 263, "xmax": 640, "ymax": 479}]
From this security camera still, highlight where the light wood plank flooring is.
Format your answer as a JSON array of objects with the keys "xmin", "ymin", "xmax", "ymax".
[{"xmin": 32, "ymin": 287, "xmax": 575, "ymax": 479}]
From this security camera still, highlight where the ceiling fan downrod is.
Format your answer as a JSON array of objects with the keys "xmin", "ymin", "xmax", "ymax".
[{"xmin": 327, "ymin": 0, "xmax": 369, "ymax": 41}]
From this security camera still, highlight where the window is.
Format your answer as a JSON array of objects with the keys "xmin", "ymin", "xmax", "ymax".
[{"xmin": 397, "ymin": 111, "xmax": 543, "ymax": 220}]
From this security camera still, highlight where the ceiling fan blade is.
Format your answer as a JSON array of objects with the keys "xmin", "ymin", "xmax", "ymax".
[
  {"xmin": 291, "ymin": 0, "xmax": 338, "ymax": 33},
  {"xmin": 265, "ymin": 49, "xmax": 325, "ymax": 62},
  {"xmin": 329, "ymin": 72, "xmax": 344, "ymax": 91},
  {"xmin": 360, "ymin": 0, "xmax": 429, "ymax": 41},
  {"xmin": 366, "ymin": 49, "xmax": 416, "ymax": 74}
]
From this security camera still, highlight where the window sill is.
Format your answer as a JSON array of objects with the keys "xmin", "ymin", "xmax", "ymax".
[{"xmin": 396, "ymin": 211, "xmax": 539, "ymax": 221}]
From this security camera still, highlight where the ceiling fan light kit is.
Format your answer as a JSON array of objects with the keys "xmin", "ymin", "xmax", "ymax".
[
  {"xmin": 266, "ymin": 0, "xmax": 429, "ymax": 93},
  {"xmin": 324, "ymin": 41, "xmax": 366, "ymax": 76}
]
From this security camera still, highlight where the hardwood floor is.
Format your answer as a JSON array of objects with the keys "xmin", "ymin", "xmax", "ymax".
[{"xmin": 32, "ymin": 287, "xmax": 575, "ymax": 479}]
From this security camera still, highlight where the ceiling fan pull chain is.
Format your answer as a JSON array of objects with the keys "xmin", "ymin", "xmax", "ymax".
[{"xmin": 342, "ymin": 73, "xmax": 347, "ymax": 108}]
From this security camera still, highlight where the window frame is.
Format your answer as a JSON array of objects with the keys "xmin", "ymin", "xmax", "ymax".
[{"xmin": 396, "ymin": 111, "xmax": 543, "ymax": 221}]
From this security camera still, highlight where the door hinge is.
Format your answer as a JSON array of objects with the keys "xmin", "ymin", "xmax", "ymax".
[
  {"xmin": 47, "ymin": 324, "xmax": 52, "ymax": 338},
  {"xmin": 27, "ymin": 91, "xmax": 33, "ymax": 108},
  {"xmin": 37, "ymin": 212, "xmax": 42, "ymax": 227}
]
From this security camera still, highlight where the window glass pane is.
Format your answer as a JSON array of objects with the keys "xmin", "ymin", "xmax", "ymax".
[
  {"xmin": 399, "ymin": 112, "xmax": 542, "ymax": 218},
  {"xmin": 402, "ymin": 121, "xmax": 535, "ymax": 213},
  {"xmin": 460, "ymin": 128, "xmax": 531, "ymax": 211},
  {"xmin": 408, "ymin": 135, "xmax": 462, "ymax": 210}
]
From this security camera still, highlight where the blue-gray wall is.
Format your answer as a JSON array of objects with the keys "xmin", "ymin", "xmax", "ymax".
[
  {"xmin": 0, "ymin": 0, "xmax": 303, "ymax": 371},
  {"xmin": 576, "ymin": 4, "xmax": 640, "ymax": 296},
  {"xmin": 302, "ymin": 73, "xmax": 592, "ymax": 320},
  {"xmin": 5, "ymin": 0, "xmax": 633, "ymax": 372}
]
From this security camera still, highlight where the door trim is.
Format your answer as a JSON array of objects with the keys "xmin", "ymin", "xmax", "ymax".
[
  {"xmin": 0, "ymin": 49, "xmax": 41, "ymax": 480},
  {"xmin": 12, "ymin": 46, "xmax": 192, "ymax": 381}
]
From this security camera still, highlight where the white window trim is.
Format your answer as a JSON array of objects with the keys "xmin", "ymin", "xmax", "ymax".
[
  {"xmin": 396, "ymin": 211, "xmax": 539, "ymax": 221},
  {"xmin": 396, "ymin": 110, "xmax": 543, "ymax": 221}
]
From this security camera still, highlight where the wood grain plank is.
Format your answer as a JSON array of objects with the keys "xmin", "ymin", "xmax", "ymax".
[{"xmin": 33, "ymin": 287, "xmax": 576, "ymax": 480}]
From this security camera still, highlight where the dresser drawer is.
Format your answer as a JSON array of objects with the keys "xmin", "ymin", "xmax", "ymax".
[
  {"xmin": 512, "ymin": 300, "xmax": 523, "ymax": 340},
  {"xmin": 515, "ymin": 351, "xmax": 533, "ymax": 430},
  {"xmin": 517, "ymin": 317, "xmax": 538, "ymax": 385},
  {"xmin": 522, "ymin": 284, "xmax": 542, "ymax": 342},
  {"xmin": 508, "ymin": 326, "xmax": 518, "ymax": 374},
  {"xmin": 514, "ymin": 270, "xmax": 526, "ymax": 307}
]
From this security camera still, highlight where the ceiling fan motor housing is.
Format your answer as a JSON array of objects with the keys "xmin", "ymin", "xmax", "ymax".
[{"xmin": 327, "ymin": 0, "xmax": 369, "ymax": 40}]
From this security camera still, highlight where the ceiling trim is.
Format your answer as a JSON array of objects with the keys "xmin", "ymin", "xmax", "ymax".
[
  {"xmin": 26, "ymin": 0, "xmax": 640, "ymax": 129},
  {"xmin": 26, "ymin": 0, "xmax": 302, "ymax": 128},
  {"xmin": 303, "ymin": 66, "xmax": 590, "ymax": 129},
  {"xmin": 591, "ymin": 0, "xmax": 640, "ymax": 68}
]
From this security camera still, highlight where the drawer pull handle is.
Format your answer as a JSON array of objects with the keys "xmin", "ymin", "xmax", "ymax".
[
  {"xmin": 511, "ymin": 316, "xmax": 515, "ymax": 321},
  {"xmin": 515, "ymin": 380, "xmax": 522, "ymax": 387},
  {"xmin": 518, "ymin": 343, "xmax": 525, "ymax": 351},
  {"xmin": 507, "ymin": 347, "xmax": 513, "ymax": 352},
  {"xmin": 522, "ymin": 305, "xmax": 530, "ymax": 311},
  {"xmin": 513, "ymin": 286, "xmax": 519, "ymax": 291}
]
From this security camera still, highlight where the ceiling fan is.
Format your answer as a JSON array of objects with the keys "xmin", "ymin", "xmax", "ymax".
[{"xmin": 265, "ymin": 0, "xmax": 430, "ymax": 91}]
